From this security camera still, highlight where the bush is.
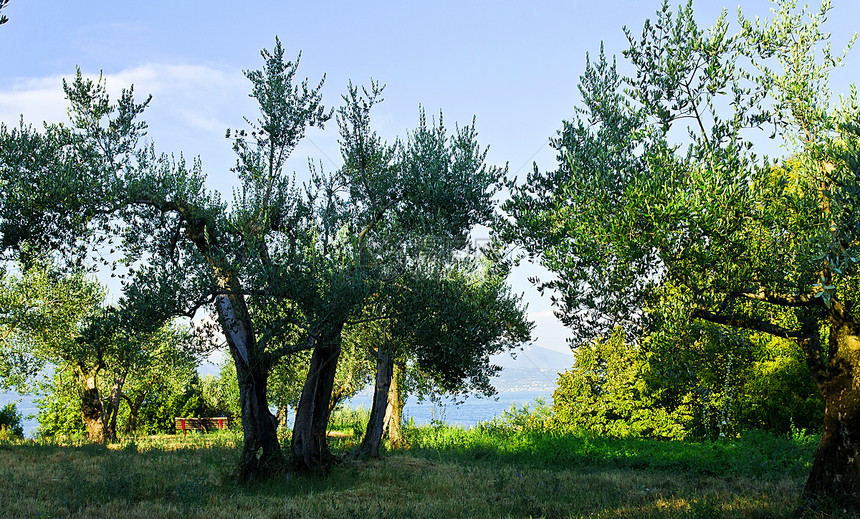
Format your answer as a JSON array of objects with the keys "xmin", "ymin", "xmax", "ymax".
[
  {"xmin": 734, "ymin": 335, "xmax": 823, "ymax": 434},
  {"xmin": 133, "ymin": 372, "xmax": 206, "ymax": 435},
  {"xmin": 35, "ymin": 370, "xmax": 85, "ymax": 438},
  {"xmin": 329, "ymin": 405, "xmax": 371, "ymax": 436},
  {"xmin": 0, "ymin": 403, "xmax": 24, "ymax": 439},
  {"xmin": 551, "ymin": 321, "xmax": 825, "ymax": 441},
  {"xmin": 198, "ymin": 361, "xmax": 241, "ymax": 425},
  {"xmin": 552, "ymin": 328, "xmax": 690, "ymax": 440},
  {"xmin": 480, "ymin": 398, "xmax": 553, "ymax": 433}
]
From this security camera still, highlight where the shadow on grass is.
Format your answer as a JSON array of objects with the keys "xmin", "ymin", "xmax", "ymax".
[
  {"xmin": 0, "ymin": 435, "xmax": 240, "ymax": 515},
  {"xmin": 0, "ymin": 430, "xmax": 838, "ymax": 519}
]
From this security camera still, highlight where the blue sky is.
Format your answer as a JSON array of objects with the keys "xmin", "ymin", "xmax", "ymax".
[{"xmin": 1, "ymin": 0, "xmax": 858, "ymax": 359}]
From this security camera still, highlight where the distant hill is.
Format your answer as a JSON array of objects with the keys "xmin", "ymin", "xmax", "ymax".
[{"xmin": 490, "ymin": 344, "xmax": 574, "ymax": 392}]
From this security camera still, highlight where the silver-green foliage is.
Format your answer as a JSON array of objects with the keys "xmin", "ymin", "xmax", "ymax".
[{"xmin": 502, "ymin": 0, "xmax": 859, "ymax": 344}]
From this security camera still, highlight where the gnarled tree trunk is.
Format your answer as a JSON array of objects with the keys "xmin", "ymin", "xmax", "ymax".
[
  {"xmin": 802, "ymin": 317, "xmax": 860, "ymax": 511},
  {"xmin": 384, "ymin": 359, "xmax": 407, "ymax": 449},
  {"xmin": 291, "ymin": 331, "xmax": 342, "ymax": 472},
  {"xmin": 355, "ymin": 348, "xmax": 393, "ymax": 458},
  {"xmin": 214, "ymin": 284, "xmax": 285, "ymax": 482},
  {"xmin": 78, "ymin": 369, "xmax": 105, "ymax": 444},
  {"xmin": 233, "ymin": 352, "xmax": 282, "ymax": 482},
  {"xmin": 104, "ymin": 370, "xmax": 127, "ymax": 441}
]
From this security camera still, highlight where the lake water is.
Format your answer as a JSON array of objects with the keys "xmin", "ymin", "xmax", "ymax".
[
  {"xmin": 342, "ymin": 389, "xmax": 553, "ymax": 428},
  {"xmin": 2, "ymin": 390, "xmax": 553, "ymax": 438}
]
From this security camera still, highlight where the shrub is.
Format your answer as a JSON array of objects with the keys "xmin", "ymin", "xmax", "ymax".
[
  {"xmin": 329, "ymin": 405, "xmax": 371, "ymax": 436},
  {"xmin": 552, "ymin": 328, "xmax": 690, "ymax": 440},
  {"xmin": 0, "ymin": 402, "xmax": 24, "ymax": 439},
  {"xmin": 480, "ymin": 398, "xmax": 553, "ymax": 433},
  {"xmin": 551, "ymin": 319, "xmax": 825, "ymax": 441},
  {"xmin": 35, "ymin": 370, "xmax": 85, "ymax": 438}
]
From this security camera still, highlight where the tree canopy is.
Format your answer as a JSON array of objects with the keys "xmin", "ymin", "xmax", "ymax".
[{"xmin": 502, "ymin": 0, "xmax": 860, "ymax": 509}]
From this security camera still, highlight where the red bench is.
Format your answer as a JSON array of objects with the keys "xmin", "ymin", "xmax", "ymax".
[{"xmin": 175, "ymin": 417, "xmax": 229, "ymax": 435}]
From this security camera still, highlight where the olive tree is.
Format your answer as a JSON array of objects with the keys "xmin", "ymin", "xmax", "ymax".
[
  {"xmin": 352, "ymin": 258, "xmax": 532, "ymax": 458},
  {"xmin": 286, "ymin": 81, "xmax": 530, "ymax": 468},
  {"xmin": 0, "ymin": 253, "xmax": 195, "ymax": 442},
  {"xmin": 502, "ymin": 0, "xmax": 860, "ymax": 510},
  {"xmin": 1, "ymin": 39, "xmax": 525, "ymax": 478},
  {"xmin": 0, "ymin": 257, "xmax": 105, "ymax": 440},
  {"xmin": 0, "ymin": 40, "xmax": 332, "ymax": 478}
]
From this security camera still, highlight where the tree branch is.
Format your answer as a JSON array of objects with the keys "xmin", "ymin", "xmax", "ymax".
[
  {"xmin": 345, "ymin": 312, "xmax": 402, "ymax": 327},
  {"xmin": 357, "ymin": 198, "xmax": 400, "ymax": 250},
  {"xmin": 797, "ymin": 316, "xmax": 828, "ymax": 389},
  {"xmin": 691, "ymin": 308, "xmax": 801, "ymax": 340},
  {"xmin": 268, "ymin": 334, "xmax": 317, "ymax": 361},
  {"xmin": 725, "ymin": 288, "xmax": 820, "ymax": 308},
  {"xmin": 176, "ymin": 292, "xmax": 218, "ymax": 319}
]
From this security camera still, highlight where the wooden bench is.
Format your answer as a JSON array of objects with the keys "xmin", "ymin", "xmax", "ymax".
[{"xmin": 175, "ymin": 417, "xmax": 229, "ymax": 435}]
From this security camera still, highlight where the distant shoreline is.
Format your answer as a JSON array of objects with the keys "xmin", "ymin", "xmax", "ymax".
[{"xmin": 2, "ymin": 388, "xmax": 555, "ymax": 438}]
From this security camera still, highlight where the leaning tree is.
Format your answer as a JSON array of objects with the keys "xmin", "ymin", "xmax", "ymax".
[
  {"xmin": 282, "ymin": 80, "xmax": 531, "ymax": 468},
  {"xmin": 502, "ymin": 0, "xmax": 860, "ymax": 510},
  {"xmin": 352, "ymin": 257, "xmax": 532, "ymax": 458},
  {"xmin": 0, "ymin": 41, "xmax": 333, "ymax": 479}
]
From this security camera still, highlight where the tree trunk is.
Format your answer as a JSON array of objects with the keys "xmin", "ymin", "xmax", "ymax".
[
  {"xmin": 78, "ymin": 370, "xmax": 105, "ymax": 444},
  {"xmin": 384, "ymin": 359, "xmax": 407, "ymax": 449},
  {"xmin": 354, "ymin": 348, "xmax": 393, "ymax": 458},
  {"xmin": 233, "ymin": 354, "xmax": 282, "ymax": 482},
  {"xmin": 802, "ymin": 318, "xmax": 860, "ymax": 511},
  {"xmin": 329, "ymin": 390, "xmax": 345, "ymax": 414},
  {"xmin": 124, "ymin": 392, "xmax": 146, "ymax": 435},
  {"xmin": 291, "ymin": 332, "xmax": 342, "ymax": 472},
  {"xmin": 104, "ymin": 370, "xmax": 127, "ymax": 441},
  {"xmin": 213, "ymin": 282, "xmax": 285, "ymax": 482},
  {"xmin": 276, "ymin": 405, "xmax": 289, "ymax": 431},
  {"xmin": 187, "ymin": 214, "xmax": 287, "ymax": 482}
]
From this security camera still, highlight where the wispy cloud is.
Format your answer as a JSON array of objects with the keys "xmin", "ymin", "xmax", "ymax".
[
  {"xmin": 527, "ymin": 309, "xmax": 558, "ymax": 320},
  {"xmin": 0, "ymin": 75, "xmax": 70, "ymax": 126},
  {"xmin": 0, "ymin": 64, "xmax": 249, "ymax": 139}
]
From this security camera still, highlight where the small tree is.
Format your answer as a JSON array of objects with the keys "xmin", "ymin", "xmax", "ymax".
[
  {"xmin": 0, "ymin": 256, "xmax": 110, "ymax": 442},
  {"xmin": 552, "ymin": 327, "xmax": 690, "ymax": 439},
  {"xmin": 0, "ymin": 403, "xmax": 23, "ymax": 439},
  {"xmin": 1, "ymin": 254, "xmax": 199, "ymax": 442}
]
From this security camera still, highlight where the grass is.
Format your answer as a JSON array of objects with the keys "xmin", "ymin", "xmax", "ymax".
[{"xmin": 0, "ymin": 416, "xmax": 845, "ymax": 519}]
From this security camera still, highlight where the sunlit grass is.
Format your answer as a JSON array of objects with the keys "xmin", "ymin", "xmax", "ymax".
[{"xmin": 0, "ymin": 424, "xmax": 848, "ymax": 518}]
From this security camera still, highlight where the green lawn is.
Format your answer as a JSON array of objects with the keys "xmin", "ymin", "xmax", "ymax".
[{"xmin": 0, "ymin": 424, "xmax": 841, "ymax": 518}]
